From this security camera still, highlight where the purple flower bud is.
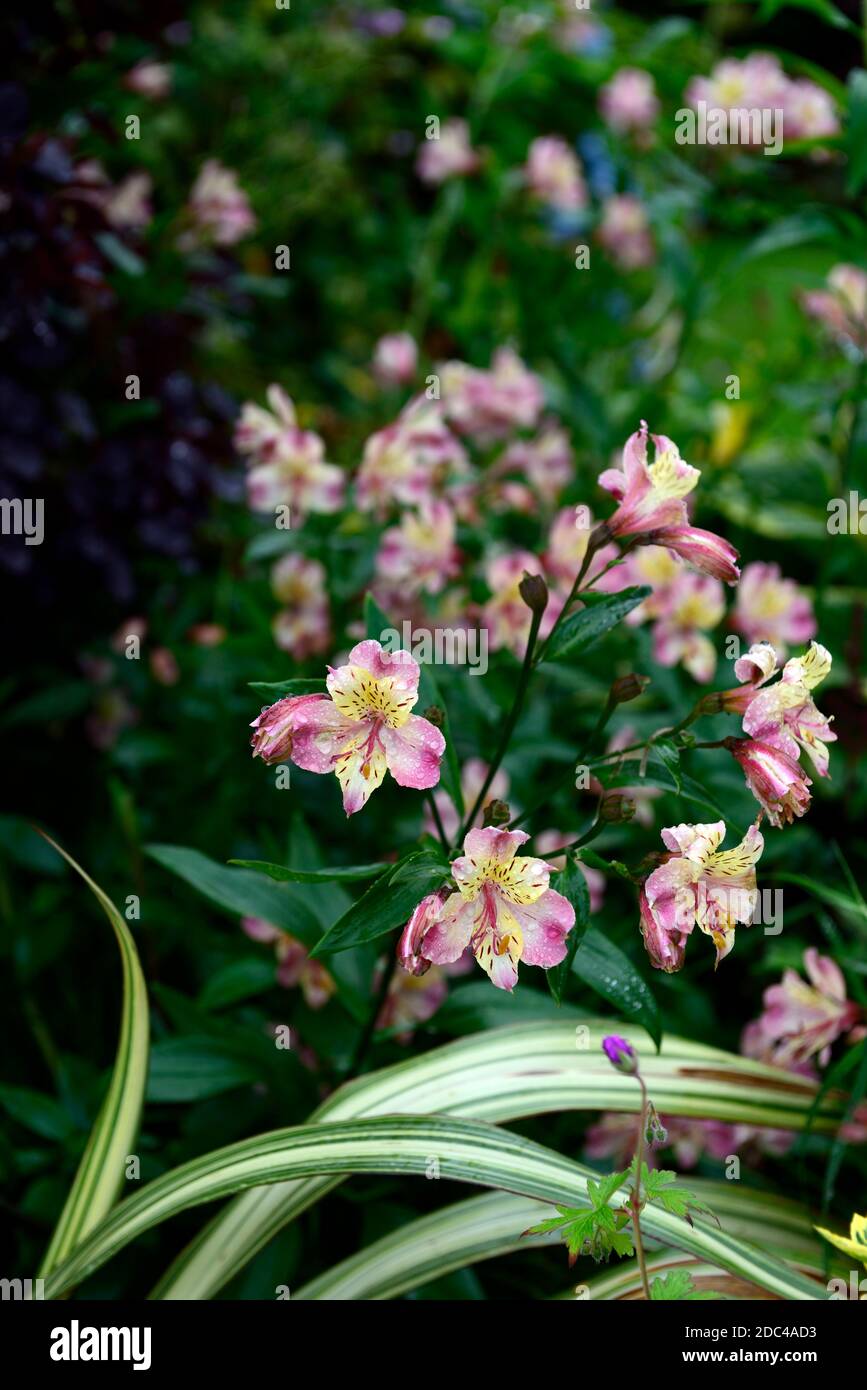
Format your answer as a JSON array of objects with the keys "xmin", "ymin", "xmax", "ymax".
[{"xmin": 602, "ymin": 1034, "xmax": 639, "ymax": 1074}]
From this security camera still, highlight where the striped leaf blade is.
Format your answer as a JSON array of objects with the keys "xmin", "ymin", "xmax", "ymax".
[{"xmin": 37, "ymin": 836, "xmax": 149, "ymax": 1276}]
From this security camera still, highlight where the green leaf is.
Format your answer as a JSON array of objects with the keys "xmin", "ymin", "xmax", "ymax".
[
  {"xmin": 146, "ymin": 844, "xmax": 325, "ymax": 944},
  {"xmin": 363, "ymin": 590, "xmax": 462, "ymax": 814},
  {"xmin": 198, "ymin": 958, "xmax": 276, "ymax": 1010},
  {"xmin": 248, "ymin": 678, "xmax": 326, "ymax": 700},
  {"xmin": 650, "ymin": 1269, "xmax": 717, "ymax": 1301},
  {"xmin": 295, "ymin": 1181, "xmax": 831, "ymax": 1300},
  {"xmin": 228, "ymin": 858, "xmax": 388, "ymax": 884},
  {"xmin": 548, "ymin": 855, "xmax": 592, "ymax": 1006},
  {"xmin": 0, "ymin": 1085, "xmax": 75, "ymax": 1142},
  {"xmin": 846, "ymin": 70, "xmax": 867, "ymax": 196},
  {"xmin": 571, "ymin": 929, "xmax": 662, "ymax": 1050},
  {"xmin": 757, "ymin": 0, "xmax": 857, "ymax": 34},
  {"xmin": 310, "ymin": 848, "xmax": 449, "ymax": 956},
  {"xmin": 146, "ymin": 1038, "xmax": 260, "ymax": 1103},
  {"xmin": 641, "ymin": 1164, "xmax": 716, "ymax": 1225},
  {"xmin": 37, "ymin": 836, "xmax": 149, "ymax": 1279},
  {"xmin": 152, "ymin": 1019, "xmax": 845, "ymax": 1299},
  {"xmin": 545, "ymin": 588, "xmax": 651, "ymax": 663},
  {"xmin": 42, "ymin": 1114, "xmax": 824, "ymax": 1301}
]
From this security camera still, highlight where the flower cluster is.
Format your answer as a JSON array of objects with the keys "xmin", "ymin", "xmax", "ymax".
[
  {"xmin": 685, "ymin": 53, "xmax": 840, "ymax": 144},
  {"xmin": 235, "ymin": 385, "xmax": 346, "ymax": 520}
]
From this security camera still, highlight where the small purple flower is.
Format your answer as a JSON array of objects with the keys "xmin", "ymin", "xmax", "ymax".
[{"xmin": 602, "ymin": 1034, "xmax": 639, "ymax": 1074}]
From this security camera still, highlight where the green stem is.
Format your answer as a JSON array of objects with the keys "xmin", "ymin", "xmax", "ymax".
[
  {"xmin": 631, "ymin": 1076, "xmax": 652, "ymax": 1301},
  {"xmin": 456, "ymin": 604, "xmax": 544, "ymax": 846},
  {"xmin": 534, "ymin": 528, "xmax": 604, "ymax": 665},
  {"xmin": 426, "ymin": 790, "xmax": 450, "ymax": 853},
  {"xmin": 347, "ymin": 938, "xmax": 400, "ymax": 1079}
]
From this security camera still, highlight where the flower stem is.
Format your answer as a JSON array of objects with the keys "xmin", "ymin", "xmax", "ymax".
[
  {"xmin": 426, "ymin": 790, "xmax": 450, "ymax": 852},
  {"xmin": 347, "ymin": 939, "xmax": 399, "ymax": 1078},
  {"xmin": 631, "ymin": 1075, "xmax": 652, "ymax": 1301},
  {"xmin": 534, "ymin": 525, "xmax": 606, "ymax": 664},
  {"xmin": 457, "ymin": 605, "xmax": 544, "ymax": 846}
]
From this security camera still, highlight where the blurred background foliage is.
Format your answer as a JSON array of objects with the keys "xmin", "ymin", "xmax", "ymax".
[{"xmin": 1, "ymin": 0, "xmax": 866, "ymax": 1297}]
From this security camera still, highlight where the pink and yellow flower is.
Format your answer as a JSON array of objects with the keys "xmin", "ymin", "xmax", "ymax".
[
  {"xmin": 650, "ymin": 570, "xmax": 725, "ymax": 683},
  {"xmin": 597, "ymin": 422, "xmax": 739, "ymax": 583},
  {"xmin": 186, "ymin": 159, "xmax": 256, "ymax": 246},
  {"xmin": 642, "ymin": 820, "xmax": 764, "ymax": 969},
  {"xmin": 727, "ymin": 737, "xmax": 812, "ymax": 827},
  {"xmin": 250, "ymin": 640, "xmax": 445, "ymax": 815},
  {"xmin": 801, "ymin": 263, "xmax": 867, "ymax": 352},
  {"xmin": 270, "ymin": 553, "xmax": 331, "ymax": 660},
  {"xmin": 242, "ymin": 917, "xmax": 335, "ymax": 1008},
  {"xmin": 372, "ymin": 331, "xmax": 418, "ymax": 386},
  {"xmin": 752, "ymin": 948, "xmax": 861, "ymax": 1068},
  {"xmin": 495, "ymin": 426, "xmax": 574, "ymax": 506},
  {"xmin": 439, "ymin": 347, "xmax": 544, "ymax": 444},
  {"xmin": 741, "ymin": 641, "xmax": 836, "ymax": 778},
  {"xmin": 415, "ymin": 118, "xmax": 479, "ymax": 184},
  {"xmin": 523, "ymin": 136, "xmax": 587, "ymax": 212},
  {"xmin": 596, "ymin": 195, "xmax": 655, "ymax": 271},
  {"xmin": 599, "ymin": 69, "xmax": 660, "ymax": 135},
  {"xmin": 237, "ymin": 387, "xmax": 345, "ymax": 519},
  {"xmin": 357, "ymin": 398, "xmax": 467, "ymax": 513},
  {"xmin": 375, "ymin": 499, "xmax": 460, "ymax": 596},
  {"xmin": 408, "ymin": 827, "xmax": 575, "ymax": 991},
  {"xmin": 733, "ymin": 562, "xmax": 816, "ymax": 657}
]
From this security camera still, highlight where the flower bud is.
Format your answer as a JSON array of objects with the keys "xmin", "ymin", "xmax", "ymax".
[
  {"xmin": 610, "ymin": 673, "xmax": 650, "ymax": 705},
  {"xmin": 599, "ymin": 792, "xmax": 636, "ymax": 824},
  {"xmin": 646, "ymin": 1103, "xmax": 668, "ymax": 1147},
  {"xmin": 482, "ymin": 798, "xmax": 511, "ymax": 827},
  {"xmin": 602, "ymin": 1034, "xmax": 639, "ymax": 1074},
  {"xmin": 518, "ymin": 571, "xmax": 549, "ymax": 616},
  {"xmin": 422, "ymin": 704, "xmax": 445, "ymax": 728}
]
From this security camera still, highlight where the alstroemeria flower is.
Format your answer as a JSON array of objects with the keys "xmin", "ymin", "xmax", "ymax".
[
  {"xmin": 415, "ymin": 118, "xmax": 480, "ymax": 184},
  {"xmin": 438, "ymin": 348, "xmax": 544, "ymax": 445},
  {"xmin": 237, "ymin": 386, "xmax": 345, "ymax": 519},
  {"xmin": 727, "ymin": 737, "xmax": 812, "ymax": 827},
  {"xmin": 186, "ymin": 158, "xmax": 256, "ymax": 246},
  {"xmin": 596, "ymin": 195, "xmax": 655, "ymax": 271},
  {"xmin": 242, "ymin": 917, "xmax": 335, "ymax": 1009},
  {"xmin": 597, "ymin": 423, "xmax": 739, "ymax": 584},
  {"xmin": 270, "ymin": 553, "xmax": 331, "ymax": 660},
  {"xmin": 599, "ymin": 68, "xmax": 660, "ymax": 135},
  {"xmin": 642, "ymin": 820, "xmax": 764, "ymax": 969},
  {"xmin": 523, "ymin": 136, "xmax": 587, "ymax": 213},
  {"xmin": 357, "ymin": 398, "xmax": 467, "ymax": 514},
  {"xmin": 753, "ymin": 948, "xmax": 861, "ymax": 1068},
  {"xmin": 250, "ymin": 641, "xmax": 446, "ymax": 815},
  {"xmin": 495, "ymin": 426, "xmax": 574, "ymax": 506},
  {"xmin": 650, "ymin": 571, "xmax": 725, "ymax": 683},
  {"xmin": 372, "ymin": 331, "xmax": 418, "ymax": 386},
  {"xmin": 815, "ymin": 1213, "xmax": 867, "ymax": 1273},
  {"xmin": 733, "ymin": 562, "xmax": 816, "ymax": 658},
  {"xmin": 415, "ymin": 827, "xmax": 575, "ymax": 991},
  {"xmin": 801, "ymin": 263, "xmax": 867, "ymax": 352},
  {"xmin": 375, "ymin": 499, "xmax": 460, "ymax": 596},
  {"xmin": 742, "ymin": 641, "xmax": 836, "ymax": 778}
]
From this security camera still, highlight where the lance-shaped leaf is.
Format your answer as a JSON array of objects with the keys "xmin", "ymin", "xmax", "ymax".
[
  {"xmin": 37, "ymin": 836, "xmax": 149, "ymax": 1277},
  {"xmin": 151, "ymin": 1019, "xmax": 847, "ymax": 1299},
  {"xmin": 544, "ymin": 587, "xmax": 651, "ymax": 663},
  {"xmin": 43, "ymin": 1115, "xmax": 823, "ymax": 1302}
]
